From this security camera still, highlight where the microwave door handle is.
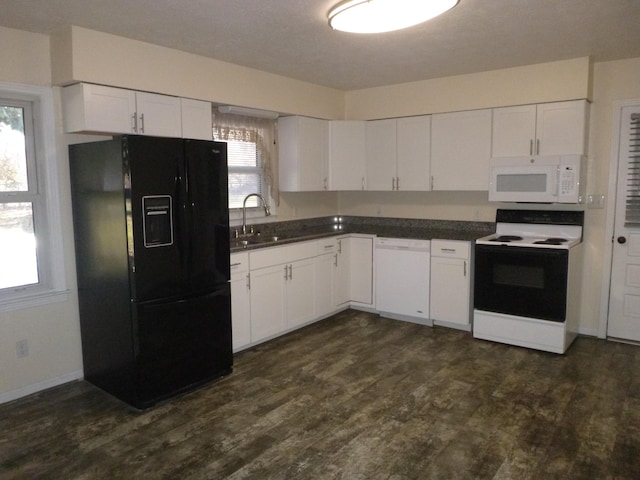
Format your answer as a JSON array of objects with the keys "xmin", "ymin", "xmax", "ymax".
[{"xmin": 554, "ymin": 166, "xmax": 560, "ymax": 198}]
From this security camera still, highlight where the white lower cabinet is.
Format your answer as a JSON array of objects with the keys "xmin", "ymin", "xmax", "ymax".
[
  {"xmin": 430, "ymin": 240, "xmax": 472, "ymax": 330},
  {"xmin": 230, "ymin": 252, "xmax": 251, "ymax": 352},
  {"xmin": 285, "ymin": 257, "xmax": 317, "ymax": 329},
  {"xmin": 249, "ymin": 264, "xmax": 287, "ymax": 344},
  {"xmin": 349, "ymin": 235, "xmax": 375, "ymax": 307}
]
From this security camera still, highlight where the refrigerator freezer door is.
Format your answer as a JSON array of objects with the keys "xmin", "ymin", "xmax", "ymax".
[
  {"xmin": 132, "ymin": 285, "xmax": 233, "ymax": 408},
  {"xmin": 184, "ymin": 140, "xmax": 230, "ymax": 290}
]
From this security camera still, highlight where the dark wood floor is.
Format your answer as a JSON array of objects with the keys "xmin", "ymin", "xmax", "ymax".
[{"xmin": 2, "ymin": 309, "xmax": 640, "ymax": 479}]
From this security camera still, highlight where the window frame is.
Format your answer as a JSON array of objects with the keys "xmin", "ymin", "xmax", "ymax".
[{"xmin": 0, "ymin": 82, "xmax": 68, "ymax": 312}]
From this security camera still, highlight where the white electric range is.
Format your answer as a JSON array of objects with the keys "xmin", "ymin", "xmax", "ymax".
[{"xmin": 473, "ymin": 209, "xmax": 584, "ymax": 354}]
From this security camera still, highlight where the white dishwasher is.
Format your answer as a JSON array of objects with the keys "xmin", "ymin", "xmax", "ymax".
[{"xmin": 375, "ymin": 237, "xmax": 431, "ymax": 325}]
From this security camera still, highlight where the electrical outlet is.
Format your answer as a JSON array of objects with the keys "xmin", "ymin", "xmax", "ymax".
[{"xmin": 16, "ymin": 339, "xmax": 29, "ymax": 358}]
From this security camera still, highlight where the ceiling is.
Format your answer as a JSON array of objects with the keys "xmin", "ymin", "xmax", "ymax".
[{"xmin": 1, "ymin": 0, "xmax": 640, "ymax": 91}]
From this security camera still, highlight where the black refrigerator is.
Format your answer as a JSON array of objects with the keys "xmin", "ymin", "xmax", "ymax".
[{"xmin": 69, "ymin": 135, "xmax": 232, "ymax": 409}]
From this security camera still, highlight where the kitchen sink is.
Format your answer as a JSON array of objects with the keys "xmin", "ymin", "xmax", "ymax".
[{"xmin": 230, "ymin": 234, "xmax": 282, "ymax": 249}]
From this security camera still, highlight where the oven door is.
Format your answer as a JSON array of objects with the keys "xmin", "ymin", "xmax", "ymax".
[{"xmin": 474, "ymin": 244, "xmax": 568, "ymax": 322}]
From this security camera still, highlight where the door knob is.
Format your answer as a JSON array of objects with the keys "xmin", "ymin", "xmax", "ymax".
[{"xmin": 617, "ymin": 236, "xmax": 627, "ymax": 244}]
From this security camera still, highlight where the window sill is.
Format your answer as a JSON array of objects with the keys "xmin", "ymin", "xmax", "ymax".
[{"xmin": 0, "ymin": 289, "xmax": 71, "ymax": 314}]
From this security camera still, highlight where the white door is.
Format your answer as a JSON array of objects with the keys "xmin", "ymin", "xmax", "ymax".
[
  {"xmin": 608, "ymin": 103, "xmax": 640, "ymax": 341},
  {"xmin": 334, "ymin": 237, "xmax": 351, "ymax": 306},
  {"xmin": 366, "ymin": 119, "xmax": 397, "ymax": 191},
  {"xmin": 329, "ymin": 121, "xmax": 366, "ymax": 190},
  {"xmin": 430, "ymin": 257, "xmax": 469, "ymax": 325},
  {"xmin": 396, "ymin": 115, "xmax": 431, "ymax": 191},
  {"xmin": 250, "ymin": 264, "xmax": 287, "ymax": 343},
  {"xmin": 285, "ymin": 258, "xmax": 316, "ymax": 329},
  {"xmin": 135, "ymin": 91, "xmax": 182, "ymax": 137}
]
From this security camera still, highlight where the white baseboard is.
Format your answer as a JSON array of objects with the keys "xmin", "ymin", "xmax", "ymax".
[{"xmin": 0, "ymin": 370, "xmax": 83, "ymax": 405}]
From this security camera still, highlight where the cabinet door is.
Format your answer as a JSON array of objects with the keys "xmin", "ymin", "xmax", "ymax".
[
  {"xmin": 536, "ymin": 100, "xmax": 588, "ymax": 156},
  {"xmin": 250, "ymin": 264, "xmax": 287, "ymax": 343},
  {"xmin": 181, "ymin": 98, "xmax": 213, "ymax": 140},
  {"xmin": 431, "ymin": 109, "xmax": 492, "ymax": 191},
  {"xmin": 334, "ymin": 238, "xmax": 350, "ymax": 306},
  {"xmin": 230, "ymin": 275, "xmax": 251, "ymax": 351},
  {"xmin": 350, "ymin": 236, "xmax": 374, "ymax": 305},
  {"xmin": 315, "ymin": 253, "xmax": 335, "ymax": 318},
  {"xmin": 278, "ymin": 116, "xmax": 328, "ymax": 191},
  {"xmin": 430, "ymin": 257, "xmax": 470, "ymax": 326},
  {"xmin": 230, "ymin": 252, "xmax": 251, "ymax": 352},
  {"xmin": 396, "ymin": 115, "xmax": 431, "ymax": 191},
  {"xmin": 286, "ymin": 258, "xmax": 316, "ymax": 329},
  {"xmin": 135, "ymin": 91, "xmax": 182, "ymax": 137},
  {"xmin": 366, "ymin": 119, "xmax": 397, "ymax": 191},
  {"xmin": 492, "ymin": 105, "xmax": 537, "ymax": 157},
  {"xmin": 329, "ymin": 120, "xmax": 366, "ymax": 190},
  {"xmin": 63, "ymin": 83, "xmax": 136, "ymax": 134}
]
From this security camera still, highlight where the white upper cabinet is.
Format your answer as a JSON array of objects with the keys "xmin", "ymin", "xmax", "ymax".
[
  {"xmin": 492, "ymin": 100, "xmax": 589, "ymax": 157},
  {"xmin": 135, "ymin": 91, "xmax": 182, "ymax": 137},
  {"xmin": 329, "ymin": 120, "xmax": 366, "ymax": 191},
  {"xmin": 180, "ymin": 98, "xmax": 213, "ymax": 140},
  {"xmin": 62, "ymin": 83, "xmax": 214, "ymax": 139},
  {"xmin": 431, "ymin": 109, "xmax": 492, "ymax": 191},
  {"xmin": 278, "ymin": 116, "xmax": 329, "ymax": 192},
  {"xmin": 63, "ymin": 83, "xmax": 137, "ymax": 134},
  {"xmin": 366, "ymin": 119, "xmax": 397, "ymax": 191},
  {"xmin": 396, "ymin": 115, "xmax": 431, "ymax": 191}
]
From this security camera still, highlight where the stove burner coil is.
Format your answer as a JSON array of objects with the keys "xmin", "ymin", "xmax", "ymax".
[
  {"xmin": 533, "ymin": 238, "xmax": 568, "ymax": 245},
  {"xmin": 490, "ymin": 235, "xmax": 523, "ymax": 242}
]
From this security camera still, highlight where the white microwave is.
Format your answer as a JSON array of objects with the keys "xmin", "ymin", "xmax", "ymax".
[{"xmin": 489, "ymin": 155, "xmax": 586, "ymax": 204}]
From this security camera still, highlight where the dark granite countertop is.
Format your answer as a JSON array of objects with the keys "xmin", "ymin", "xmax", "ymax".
[{"xmin": 230, "ymin": 216, "xmax": 495, "ymax": 252}]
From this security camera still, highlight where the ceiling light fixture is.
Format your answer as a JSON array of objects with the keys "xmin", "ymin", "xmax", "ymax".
[{"xmin": 328, "ymin": 0, "xmax": 459, "ymax": 34}]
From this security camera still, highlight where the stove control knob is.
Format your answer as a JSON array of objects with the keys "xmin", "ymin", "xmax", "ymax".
[{"xmin": 617, "ymin": 236, "xmax": 627, "ymax": 244}]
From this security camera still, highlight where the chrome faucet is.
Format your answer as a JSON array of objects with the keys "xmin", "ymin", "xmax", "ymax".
[{"xmin": 242, "ymin": 193, "xmax": 271, "ymax": 235}]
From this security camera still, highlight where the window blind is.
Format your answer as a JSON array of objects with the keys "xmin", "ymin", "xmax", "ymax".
[{"xmin": 625, "ymin": 112, "xmax": 640, "ymax": 227}]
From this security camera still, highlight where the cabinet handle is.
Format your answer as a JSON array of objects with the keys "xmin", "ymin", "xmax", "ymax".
[
  {"xmin": 246, "ymin": 273, "xmax": 251, "ymax": 289},
  {"xmin": 230, "ymin": 262, "xmax": 242, "ymax": 267},
  {"xmin": 139, "ymin": 113, "xmax": 145, "ymax": 134},
  {"xmin": 430, "ymin": 176, "xmax": 434, "ymax": 190},
  {"xmin": 536, "ymin": 139, "xmax": 540, "ymax": 155},
  {"xmin": 463, "ymin": 260, "xmax": 467, "ymax": 277},
  {"xmin": 396, "ymin": 177, "xmax": 400, "ymax": 190},
  {"xmin": 132, "ymin": 113, "xmax": 138, "ymax": 133},
  {"xmin": 338, "ymin": 239, "xmax": 342, "ymax": 254},
  {"xmin": 324, "ymin": 177, "xmax": 328, "ymax": 190},
  {"xmin": 362, "ymin": 177, "xmax": 365, "ymax": 190},
  {"xmin": 441, "ymin": 248, "xmax": 456, "ymax": 253},
  {"xmin": 284, "ymin": 265, "xmax": 288, "ymax": 280},
  {"xmin": 529, "ymin": 139, "xmax": 533, "ymax": 156},
  {"xmin": 288, "ymin": 264, "xmax": 293, "ymax": 280},
  {"xmin": 334, "ymin": 253, "xmax": 338, "ymax": 267},
  {"xmin": 324, "ymin": 244, "xmax": 335, "ymax": 249}
]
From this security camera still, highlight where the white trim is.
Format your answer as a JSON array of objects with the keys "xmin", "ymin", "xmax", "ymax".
[
  {"xmin": 599, "ymin": 98, "xmax": 640, "ymax": 339},
  {"xmin": 0, "ymin": 370, "xmax": 83, "ymax": 405}
]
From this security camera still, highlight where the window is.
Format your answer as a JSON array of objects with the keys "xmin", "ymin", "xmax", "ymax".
[
  {"xmin": 213, "ymin": 111, "xmax": 277, "ymax": 214},
  {"xmin": 223, "ymin": 134, "xmax": 265, "ymax": 209},
  {"xmin": 0, "ymin": 83, "xmax": 67, "ymax": 311}
]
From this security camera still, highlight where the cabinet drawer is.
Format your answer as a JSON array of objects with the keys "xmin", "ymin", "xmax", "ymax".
[
  {"xmin": 431, "ymin": 240, "xmax": 470, "ymax": 259},
  {"xmin": 316, "ymin": 236, "xmax": 340, "ymax": 254},
  {"xmin": 230, "ymin": 252, "xmax": 249, "ymax": 278},
  {"xmin": 250, "ymin": 240, "xmax": 318, "ymax": 270}
]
